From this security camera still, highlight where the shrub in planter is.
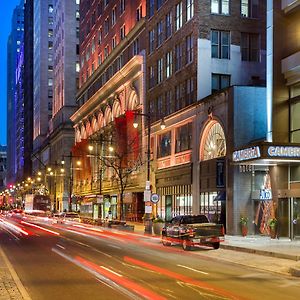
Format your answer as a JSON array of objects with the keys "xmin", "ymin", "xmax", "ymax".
[
  {"xmin": 240, "ymin": 216, "xmax": 249, "ymax": 237},
  {"xmin": 153, "ymin": 217, "xmax": 165, "ymax": 235},
  {"xmin": 268, "ymin": 218, "xmax": 277, "ymax": 239}
]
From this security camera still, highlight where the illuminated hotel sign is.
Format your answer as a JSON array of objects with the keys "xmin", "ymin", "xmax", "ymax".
[
  {"xmin": 267, "ymin": 146, "xmax": 300, "ymax": 158},
  {"xmin": 233, "ymin": 146, "xmax": 261, "ymax": 162},
  {"xmin": 259, "ymin": 189, "xmax": 272, "ymax": 200}
]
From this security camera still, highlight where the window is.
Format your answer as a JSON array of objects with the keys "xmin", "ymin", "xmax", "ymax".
[
  {"xmin": 48, "ymin": 41, "xmax": 53, "ymax": 50},
  {"xmin": 48, "ymin": 17, "xmax": 54, "ymax": 25},
  {"xmin": 175, "ymin": 123, "xmax": 192, "ymax": 153},
  {"xmin": 112, "ymin": 35, "xmax": 116, "ymax": 49},
  {"xmin": 48, "ymin": 65, "xmax": 53, "ymax": 72},
  {"xmin": 212, "ymin": 73, "xmax": 230, "ymax": 92},
  {"xmin": 48, "ymin": 78, "xmax": 53, "ymax": 86},
  {"xmin": 157, "ymin": 95, "xmax": 163, "ymax": 117},
  {"xmin": 132, "ymin": 38, "xmax": 139, "ymax": 55},
  {"xmin": 149, "ymin": 0, "xmax": 155, "ymax": 17},
  {"xmin": 157, "ymin": 0, "xmax": 164, "ymax": 10},
  {"xmin": 175, "ymin": 2, "xmax": 183, "ymax": 31},
  {"xmin": 165, "ymin": 11, "xmax": 172, "ymax": 39},
  {"xmin": 48, "ymin": 5, "xmax": 54, "ymax": 13},
  {"xmin": 98, "ymin": 1, "xmax": 103, "ymax": 16},
  {"xmin": 157, "ymin": 58, "xmax": 163, "ymax": 84},
  {"xmin": 149, "ymin": 66, "xmax": 155, "ymax": 89},
  {"xmin": 149, "ymin": 29, "xmax": 155, "ymax": 53},
  {"xmin": 157, "ymin": 21, "xmax": 163, "ymax": 47},
  {"xmin": 112, "ymin": 7, "xmax": 116, "ymax": 26},
  {"xmin": 186, "ymin": 34, "xmax": 193, "ymax": 64},
  {"xmin": 211, "ymin": 30, "xmax": 230, "ymax": 59},
  {"xmin": 175, "ymin": 43, "xmax": 182, "ymax": 71},
  {"xmin": 76, "ymin": 10, "xmax": 80, "ymax": 21},
  {"xmin": 211, "ymin": 0, "xmax": 229, "ymax": 15},
  {"xmin": 136, "ymin": 5, "xmax": 142, "ymax": 21},
  {"xmin": 165, "ymin": 90, "xmax": 173, "ymax": 115},
  {"xmin": 98, "ymin": 28, "xmax": 103, "ymax": 44},
  {"xmin": 186, "ymin": 0, "xmax": 194, "ymax": 21},
  {"xmin": 120, "ymin": 24, "xmax": 125, "ymax": 40},
  {"xmin": 104, "ymin": 17, "xmax": 109, "ymax": 35},
  {"xmin": 91, "ymin": 37, "xmax": 96, "ymax": 53},
  {"xmin": 175, "ymin": 83, "xmax": 184, "ymax": 110},
  {"xmin": 186, "ymin": 78, "xmax": 194, "ymax": 105},
  {"xmin": 120, "ymin": 0, "xmax": 125, "ymax": 14},
  {"xmin": 166, "ymin": 51, "xmax": 172, "ymax": 78},
  {"xmin": 241, "ymin": 33, "xmax": 259, "ymax": 61},
  {"xmin": 48, "ymin": 29, "xmax": 53, "ymax": 38},
  {"xmin": 98, "ymin": 53, "xmax": 103, "ymax": 65},
  {"xmin": 105, "ymin": 0, "xmax": 109, "ymax": 7},
  {"xmin": 104, "ymin": 45, "xmax": 109, "ymax": 58},
  {"xmin": 241, "ymin": 0, "xmax": 258, "ymax": 18},
  {"xmin": 76, "ymin": 62, "xmax": 80, "ymax": 72},
  {"xmin": 157, "ymin": 131, "xmax": 171, "ymax": 158}
]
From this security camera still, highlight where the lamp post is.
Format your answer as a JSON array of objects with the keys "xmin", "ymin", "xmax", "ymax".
[{"xmin": 133, "ymin": 112, "xmax": 165, "ymax": 234}]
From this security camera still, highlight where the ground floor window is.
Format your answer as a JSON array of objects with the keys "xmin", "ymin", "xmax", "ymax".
[{"xmin": 200, "ymin": 192, "xmax": 221, "ymax": 222}]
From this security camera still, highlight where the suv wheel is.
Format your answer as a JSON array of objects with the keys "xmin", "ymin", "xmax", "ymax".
[
  {"xmin": 162, "ymin": 235, "xmax": 171, "ymax": 246},
  {"xmin": 182, "ymin": 239, "xmax": 192, "ymax": 251}
]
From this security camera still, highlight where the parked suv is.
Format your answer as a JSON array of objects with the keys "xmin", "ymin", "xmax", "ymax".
[{"xmin": 161, "ymin": 215, "xmax": 224, "ymax": 250}]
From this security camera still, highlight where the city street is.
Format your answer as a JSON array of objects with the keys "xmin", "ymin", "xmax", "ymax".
[{"xmin": 1, "ymin": 216, "xmax": 300, "ymax": 300}]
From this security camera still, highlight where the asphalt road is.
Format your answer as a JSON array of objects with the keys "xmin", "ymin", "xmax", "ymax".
[{"xmin": 1, "ymin": 215, "xmax": 300, "ymax": 300}]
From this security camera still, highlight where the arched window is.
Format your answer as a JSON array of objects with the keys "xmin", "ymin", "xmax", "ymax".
[{"xmin": 201, "ymin": 122, "xmax": 226, "ymax": 161}]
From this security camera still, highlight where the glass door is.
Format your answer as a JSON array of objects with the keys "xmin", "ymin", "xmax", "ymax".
[
  {"xmin": 292, "ymin": 198, "xmax": 300, "ymax": 239},
  {"xmin": 277, "ymin": 198, "xmax": 289, "ymax": 238},
  {"xmin": 165, "ymin": 195, "xmax": 172, "ymax": 222}
]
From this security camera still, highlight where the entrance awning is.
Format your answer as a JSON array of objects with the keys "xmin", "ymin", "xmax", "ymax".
[{"xmin": 214, "ymin": 191, "xmax": 226, "ymax": 201}]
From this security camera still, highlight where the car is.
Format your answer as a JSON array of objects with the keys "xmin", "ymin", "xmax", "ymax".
[{"xmin": 161, "ymin": 215, "xmax": 225, "ymax": 250}]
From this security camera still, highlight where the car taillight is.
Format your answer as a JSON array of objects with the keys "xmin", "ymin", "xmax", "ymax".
[{"xmin": 188, "ymin": 228, "xmax": 194, "ymax": 237}]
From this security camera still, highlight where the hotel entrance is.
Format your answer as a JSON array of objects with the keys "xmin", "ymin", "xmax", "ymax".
[{"xmin": 278, "ymin": 197, "xmax": 300, "ymax": 239}]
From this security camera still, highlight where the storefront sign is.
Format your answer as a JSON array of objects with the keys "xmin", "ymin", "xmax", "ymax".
[
  {"xmin": 267, "ymin": 146, "xmax": 300, "ymax": 158},
  {"xmin": 259, "ymin": 189, "xmax": 272, "ymax": 200},
  {"xmin": 232, "ymin": 146, "xmax": 261, "ymax": 162}
]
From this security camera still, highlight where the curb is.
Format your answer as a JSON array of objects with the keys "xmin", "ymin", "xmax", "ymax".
[
  {"xmin": 220, "ymin": 244, "xmax": 300, "ymax": 261},
  {"xmin": 289, "ymin": 267, "xmax": 300, "ymax": 277}
]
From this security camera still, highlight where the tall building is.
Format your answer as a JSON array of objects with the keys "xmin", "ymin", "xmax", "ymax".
[
  {"xmin": 71, "ymin": 0, "xmax": 147, "ymax": 220},
  {"xmin": 6, "ymin": 0, "xmax": 24, "ymax": 185},
  {"xmin": 23, "ymin": 0, "xmax": 34, "ymax": 180},
  {"xmin": 32, "ymin": 0, "xmax": 54, "ymax": 165},
  {"xmin": 47, "ymin": 0, "xmax": 80, "ymax": 211},
  {"xmin": 0, "ymin": 146, "xmax": 7, "ymax": 191}
]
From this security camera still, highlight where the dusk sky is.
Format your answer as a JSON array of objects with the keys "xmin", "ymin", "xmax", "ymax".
[{"xmin": 0, "ymin": 0, "xmax": 20, "ymax": 146}]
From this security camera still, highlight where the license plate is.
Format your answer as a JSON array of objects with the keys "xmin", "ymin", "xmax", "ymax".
[{"xmin": 192, "ymin": 239, "xmax": 200, "ymax": 243}]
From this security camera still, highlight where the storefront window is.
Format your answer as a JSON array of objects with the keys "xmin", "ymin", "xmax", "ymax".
[
  {"xmin": 157, "ymin": 131, "xmax": 171, "ymax": 158},
  {"xmin": 200, "ymin": 192, "xmax": 221, "ymax": 221},
  {"xmin": 175, "ymin": 194, "xmax": 192, "ymax": 215},
  {"xmin": 291, "ymin": 82, "xmax": 300, "ymax": 98},
  {"xmin": 175, "ymin": 123, "xmax": 192, "ymax": 153},
  {"xmin": 291, "ymin": 102, "xmax": 300, "ymax": 142}
]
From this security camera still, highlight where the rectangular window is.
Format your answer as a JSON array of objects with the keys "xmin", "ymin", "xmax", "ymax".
[
  {"xmin": 104, "ymin": 45, "xmax": 109, "ymax": 58},
  {"xmin": 165, "ymin": 90, "xmax": 173, "ymax": 115},
  {"xmin": 166, "ymin": 51, "xmax": 172, "ymax": 78},
  {"xmin": 175, "ymin": 83, "xmax": 184, "ymax": 110},
  {"xmin": 157, "ymin": 21, "xmax": 163, "ymax": 47},
  {"xmin": 186, "ymin": 34, "xmax": 193, "ymax": 64},
  {"xmin": 157, "ymin": 0, "xmax": 163, "ymax": 10},
  {"xmin": 120, "ymin": 24, "xmax": 125, "ymax": 40},
  {"xmin": 132, "ymin": 38, "xmax": 139, "ymax": 55},
  {"xmin": 149, "ymin": 0, "xmax": 155, "ymax": 17},
  {"xmin": 165, "ymin": 11, "xmax": 172, "ymax": 39},
  {"xmin": 211, "ymin": 30, "xmax": 230, "ymax": 59},
  {"xmin": 157, "ymin": 95, "xmax": 163, "ymax": 117},
  {"xmin": 98, "ymin": 53, "xmax": 103, "ymax": 66},
  {"xmin": 241, "ymin": 32, "xmax": 259, "ymax": 61},
  {"xmin": 212, "ymin": 73, "xmax": 230, "ymax": 92},
  {"xmin": 186, "ymin": 78, "xmax": 194, "ymax": 105},
  {"xmin": 241, "ymin": 0, "xmax": 258, "ymax": 18},
  {"xmin": 149, "ymin": 66, "xmax": 155, "ymax": 89},
  {"xmin": 112, "ymin": 7, "xmax": 116, "ymax": 26},
  {"xmin": 175, "ymin": 43, "xmax": 182, "ymax": 71},
  {"xmin": 175, "ymin": 123, "xmax": 192, "ymax": 153},
  {"xmin": 157, "ymin": 58, "xmax": 163, "ymax": 84},
  {"xmin": 157, "ymin": 131, "xmax": 171, "ymax": 158},
  {"xmin": 175, "ymin": 2, "xmax": 183, "ymax": 31},
  {"xmin": 120, "ymin": 0, "xmax": 125, "ymax": 13},
  {"xmin": 98, "ymin": 28, "xmax": 103, "ymax": 44},
  {"xmin": 186, "ymin": 0, "xmax": 194, "ymax": 21},
  {"xmin": 104, "ymin": 17, "xmax": 109, "ymax": 35},
  {"xmin": 211, "ymin": 0, "xmax": 229, "ymax": 15},
  {"xmin": 97, "ymin": 1, "xmax": 103, "ymax": 17},
  {"xmin": 136, "ymin": 5, "xmax": 142, "ymax": 21},
  {"xmin": 112, "ymin": 36, "xmax": 116, "ymax": 49},
  {"xmin": 149, "ymin": 29, "xmax": 155, "ymax": 53}
]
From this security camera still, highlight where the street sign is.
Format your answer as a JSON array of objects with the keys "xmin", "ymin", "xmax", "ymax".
[
  {"xmin": 144, "ymin": 190, "xmax": 151, "ymax": 202},
  {"xmin": 151, "ymin": 193, "xmax": 160, "ymax": 203}
]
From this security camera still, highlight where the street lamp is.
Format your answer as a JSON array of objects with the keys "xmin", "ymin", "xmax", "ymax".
[{"xmin": 133, "ymin": 111, "xmax": 166, "ymax": 234}]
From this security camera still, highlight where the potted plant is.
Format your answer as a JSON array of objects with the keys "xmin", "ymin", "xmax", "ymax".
[
  {"xmin": 240, "ymin": 216, "xmax": 249, "ymax": 237},
  {"xmin": 268, "ymin": 218, "xmax": 277, "ymax": 239},
  {"xmin": 153, "ymin": 217, "xmax": 165, "ymax": 235}
]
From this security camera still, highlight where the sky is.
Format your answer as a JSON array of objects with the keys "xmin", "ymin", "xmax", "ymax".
[{"xmin": 0, "ymin": 0, "xmax": 21, "ymax": 146}]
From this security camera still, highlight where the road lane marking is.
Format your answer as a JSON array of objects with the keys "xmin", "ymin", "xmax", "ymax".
[
  {"xmin": 56, "ymin": 244, "xmax": 65, "ymax": 250},
  {"xmin": 20, "ymin": 221, "xmax": 60, "ymax": 236},
  {"xmin": 94, "ymin": 249, "xmax": 112, "ymax": 258},
  {"xmin": 100, "ymin": 266, "xmax": 123, "ymax": 277},
  {"xmin": 108, "ymin": 244, "xmax": 121, "ymax": 249},
  {"xmin": 177, "ymin": 264, "xmax": 209, "ymax": 275}
]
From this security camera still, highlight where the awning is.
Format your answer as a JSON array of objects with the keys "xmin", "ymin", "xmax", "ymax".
[{"xmin": 214, "ymin": 191, "xmax": 226, "ymax": 201}]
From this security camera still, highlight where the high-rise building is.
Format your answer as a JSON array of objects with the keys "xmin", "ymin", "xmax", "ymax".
[
  {"xmin": 23, "ymin": 0, "xmax": 34, "ymax": 180},
  {"xmin": 0, "ymin": 145, "xmax": 7, "ymax": 191},
  {"xmin": 47, "ymin": 0, "xmax": 80, "ymax": 211},
  {"xmin": 6, "ymin": 0, "xmax": 24, "ymax": 185},
  {"xmin": 71, "ymin": 0, "xmax": 147, "ymax": 219}
]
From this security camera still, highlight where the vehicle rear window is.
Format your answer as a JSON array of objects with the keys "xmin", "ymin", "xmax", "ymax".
[{"xmin": 181, "ymin": 215, "xmax": 209, "ymax": 224}]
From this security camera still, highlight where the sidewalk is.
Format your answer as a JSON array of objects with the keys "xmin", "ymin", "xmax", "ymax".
[
  {"xmin": 125, "ymin": 221, "xmax": 300, "ymax": 276},
  {"xmin": 0, "ymin": 247, "xmax": 31, "ymax": 300}
]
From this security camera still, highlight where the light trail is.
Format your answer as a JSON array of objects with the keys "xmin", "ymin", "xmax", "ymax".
[
  {"xmin": 177, "ymin": 264, "xmax": 209, "ymax": 275},
  {"xmin": 0, "ymin": 219, "xmax": 29, "ymax": 236},
  {"xmin": 20, "ymin": 221, "xmax": 60, "ymax": 236}
]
